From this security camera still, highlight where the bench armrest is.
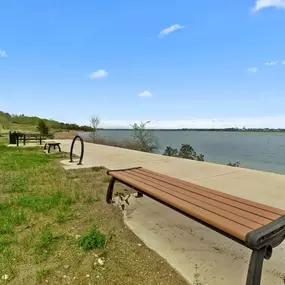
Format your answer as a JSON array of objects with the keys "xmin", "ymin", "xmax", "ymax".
[{"xmin": 246, "ymin": 215, "xmax": 285, "ymax": 249}]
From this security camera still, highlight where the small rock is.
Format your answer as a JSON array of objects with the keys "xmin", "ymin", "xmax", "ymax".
[
  {"xmin": 1, "ymin": 275, "xmax": 9, "ymax": 280},
  {"xmin": 64, "ymin": 265, "xmax": 70, "ymax": 270},
  {"xmin": 86, "ymin": 274, "xmax": 90, "ymax": 278},
  {"xmin": 138, "ymin": 243, "xmax": 142, "ymax": 247},
  {"xmin": 75, "ymin": 235, "xmax": 81, "ymax": 240},
  {"xmin": 45, "ymin": 280, "xmax": 49, "ymax": 283},
  {"xmin": 63, "ymin": 275, "xmax": 68, "ymax": 279},
  {"xmin": 94, "ymin": 253, "xmax": 99, "ymax": 258},
  {"xmin": 98, "ymin": 258, "xmax": 105, "ymax": 266},
  {"xmin": 96, "ymin": 275, "xmax": 100, "ymax": 278}
]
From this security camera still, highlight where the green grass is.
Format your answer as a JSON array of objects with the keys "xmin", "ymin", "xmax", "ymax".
[
  {"xmin": 0, "ymin": 143, "xmax": 189, "ymax": 285},
  {"xmin": 18, "ymin": 192, "xmax": 63, "ymax": 212},
  {"xmin": 0, "ymin": 145, "xmax": 52, "ymax": 171}
]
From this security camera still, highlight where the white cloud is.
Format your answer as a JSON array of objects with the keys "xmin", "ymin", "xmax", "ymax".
[
  {"xmin": 89, "ymin": 70, "xmax": 108, "ymax": 79},
  {"xmin": 137, "ymin": 90, "xmax": 152, "ymax": 97},
  {"xmin": 265, "ymin": 61, "xmax": 278, "ymax": 65},
  {"xmin": 159, "ymin": 24, "xmax": 185, "ymax": 37},
  {"xmin": 253, "ymin": 0, "xmax": 285, "ymax": 12},
  {"xmin": 248, "ymin": 67, "xmax": 258, "ymax": 72},
  {"xmin": 92, "ymin": 116, "xmax": 285, "ymax": 129},
  {"xmin": 0, "ymin": 49, "xmax": 7, "ymax": 58},
  {"xmin": 282, "ymin": 60, "xmax": 285, "ymax": 64}
]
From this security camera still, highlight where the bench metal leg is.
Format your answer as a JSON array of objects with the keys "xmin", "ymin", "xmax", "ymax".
[
  {"xmin": 48, "ymin": 145, "xmax": 51, "ymax": 154},
  {"xmin": 44, "ymin": 143, "xmax": 47, "ymax": 150},
  {"xmin": 246, "ymin": 246, "xmax": 272, "ymax": 285},
  {"xmin": 58, "ymin": 145, "xmax": 61, "ymax": 152},
  {"xmin": 136, "ymin": 192, "xmax": 143, "ymax": 198},
  {"xmin": 106, "ymin": 177, "xmax": 116, "ymax": 204}
]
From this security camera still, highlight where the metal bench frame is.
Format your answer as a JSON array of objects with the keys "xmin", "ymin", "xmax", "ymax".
[{"xmin": 106, "ymin": 167, "xmax": 285, "ymax": 285}]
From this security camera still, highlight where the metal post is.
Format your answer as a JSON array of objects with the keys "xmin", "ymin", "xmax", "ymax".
[
  {"xmin": 69, "ymin": 135, "xmax": 84, "ymax": 165},
  {"xmin": 106, "ymin": 177, "xmax": 116, "ymax": 204}
]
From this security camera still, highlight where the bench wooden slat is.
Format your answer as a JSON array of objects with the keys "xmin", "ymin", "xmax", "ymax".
[
  {"xmin": 123, "ymin": 170, "xmax": 272, "ymax": 226},
  {"xmin": 135, "ymin": 168, "xmax": 285, "ymax": 218},
  {"xmin": 110, "ymin": 171, "xmax": 252, "ymax": 241},
  {"xmin": 122, "ymin": 171, "xmax": 263, "ymax": 230}
]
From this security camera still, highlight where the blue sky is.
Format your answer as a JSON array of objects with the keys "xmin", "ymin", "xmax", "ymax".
[{"xmin": 1, "ymin": 0, "xmax": 285, "ymax": 128}]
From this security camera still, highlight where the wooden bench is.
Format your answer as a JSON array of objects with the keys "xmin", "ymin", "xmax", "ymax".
[
  {"xmin": 44, "ymin": 141, "xmax": 61, "ymax": 153},
  {"xmin": 106, "ymin": 167, "xmax": 285, "ymax": 285}
]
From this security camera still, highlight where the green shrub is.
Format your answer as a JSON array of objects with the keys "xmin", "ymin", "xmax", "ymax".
[
  {"xmin": 163, "ymin": 144, "xmax": 204, "ymax": 161},
  {"xmin": 79, "ymin": 225, "xmax": 105, "ymax": 251},
  {"xmin": 227, "ymin": 161, "xmax": 240, "ymax": 167}
]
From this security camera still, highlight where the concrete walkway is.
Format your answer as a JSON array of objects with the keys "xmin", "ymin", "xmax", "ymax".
[{"xmin": 59, "ymin": 140, "xmax": 285, "ymax": 285}]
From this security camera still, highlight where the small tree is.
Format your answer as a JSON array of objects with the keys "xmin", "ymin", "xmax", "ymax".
[
  {"xmin": 131, "ymin": 121, "xmax": 158, "ymax": 153},
  {"xmin": 89, "ymin": 115, "xmax": 101, "ymax": 142},
  {"xmin": 37, "ymin": 120, "xmax": 49, "ymax": 135}
]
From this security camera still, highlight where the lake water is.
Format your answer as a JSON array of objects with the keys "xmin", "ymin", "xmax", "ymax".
[{"xmin": 79, "ymin": 130, "xmax": 285, "ymax": 175}]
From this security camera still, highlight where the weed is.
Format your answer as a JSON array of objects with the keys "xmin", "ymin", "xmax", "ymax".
[
  {"xmin": 10, "ymin": 211, "xmax": 26, "ymax": 225},
  {"xmin": 193, "ymin": 264, "xmax": 203, "ymax": 285},
  {"xmin": 55, "ymin": 212, "xmax": 70, "ymax": 223},
  {"xmin": 79, "ymin": 225, "xmax": 106, "ymax": 251},
  {"xmin": 34, "ymin": 227, "xmax": 55, "ymax": 259},
  {"xmin": 36, "ymin": 268, "xmax": 50, "ymax": 282},
  {"xmin": 38, "ymin": 227, "xmax": 53, "ymax": 249}
]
